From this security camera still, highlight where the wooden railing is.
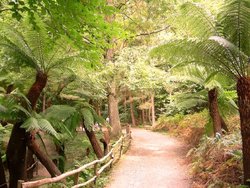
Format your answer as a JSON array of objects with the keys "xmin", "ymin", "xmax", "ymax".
[{"xmin": 18, "ymin": 129, "xmax": 132, "ymax": 188}]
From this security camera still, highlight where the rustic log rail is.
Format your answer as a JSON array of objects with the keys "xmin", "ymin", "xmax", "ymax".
[{"xmin": 18, "ymin": 128, "xmax": 132, "ymax": 188}]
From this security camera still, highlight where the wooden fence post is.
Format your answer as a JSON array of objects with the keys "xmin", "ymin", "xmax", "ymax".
[
  {"xmin": 74, "ymin": 172, "xmax": 79, "ymax": 185},
  {"xmin": 93, "ymin": 163, "xmax": 98, "ymax": 186},
  {"xmin": 126, "ymin": 124, "xmax": 131, "ymax": 139},
  {"xmin": 119, "ymin": 137, "xmax": 124, "ymax": 158},
  {"xmin": 110, "ymin": 152, "xmax": 114, "ymax": 169},
  {"xmin": 17, "ymin": 180, "xmax": 24, "ymax": 188}
]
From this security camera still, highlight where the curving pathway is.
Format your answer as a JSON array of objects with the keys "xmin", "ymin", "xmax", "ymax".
[{"xmin": 106, "ymin": 128, "xmax": 191, "ymax": 188}]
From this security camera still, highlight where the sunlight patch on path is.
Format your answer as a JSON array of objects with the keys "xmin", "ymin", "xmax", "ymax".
[{"xmin": 106, "ymin": 128, "xmax": 191, "ymax": 188}]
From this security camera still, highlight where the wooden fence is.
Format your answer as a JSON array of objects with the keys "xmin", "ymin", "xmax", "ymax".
[{"xmin": 18, "ymin": 129, "xmax": 132, "ymax": 188}]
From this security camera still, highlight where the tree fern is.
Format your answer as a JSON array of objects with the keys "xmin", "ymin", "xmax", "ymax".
[
  {"xmin": 217, "ymin": 0, "xmax": 250, "ymax": 56},
  {"xmin": 0, "ymin": 19, "xmax": 83, "ymax": 75},
  {"xmin": 179, "ymin": 2, "xmax": 216, "ymax": 38}
]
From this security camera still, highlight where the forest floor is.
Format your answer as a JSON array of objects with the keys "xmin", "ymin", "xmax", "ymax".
[{"xmin": 105, "ymin": 128, "xmax": 191, "ymax": 188}]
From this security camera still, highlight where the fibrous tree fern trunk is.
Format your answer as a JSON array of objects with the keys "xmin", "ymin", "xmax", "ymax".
[
  {"xmin": 26, "ymin": 132, "xmax": 61, "ymax": 177},
  {"xmin": 7, "ymin": 71, "xmax": 61, "ymax": 187},
  {"xmin": 237, "ymin": 77, "xmax": 250, "ymax": 185},
  {"xmin": 0, "ymin": 149, "xmax": 7, "ymax": 188},
  {"xmin": 7, "ymin": 122, "xmax": 27, "ymax": 188},
  {"xmin": 83, "ymin": 124, "xmax": 103, "ymax": 159},
  {"xmin": 208, "ymin": 88, "xmax": 222, "ymax": 136},
  {"xmin": 25, "ymin": 72, "xmax": 61, "ymax": 177}
]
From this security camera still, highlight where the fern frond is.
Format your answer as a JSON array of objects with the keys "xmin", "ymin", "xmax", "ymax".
[
  {"xmin": 0, "ymin": 25, "xmax": 40, "ymax": 70},
  {"xmin": 21, "ymin": 117, "xmax": 59, "ymax": 139},
  {"xmin": 218, "ymin": 0, "xmax": 250, "ymax": 56},
  {"xmin": 43, "ymin": 105, "xmax": 77, "ymax": 122},
  {"xmin": 208, "ymin": 36, "xmax": 248, "ymax": 76},
  {"xmin": 179, "ymin": 2, "xmax": 216, "ymax": 38},
  {"xmin": 172, "ymin": 90, "xmax": 207, "ymax": 110},
  {"xmin": 81, "ymin": 108, "xmax": 94, "ymax": 131}
]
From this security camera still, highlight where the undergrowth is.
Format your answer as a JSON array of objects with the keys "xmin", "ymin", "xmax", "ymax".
[{"xmin": 153, "ymin": 112, "xmax": 243, "ymax": 187}]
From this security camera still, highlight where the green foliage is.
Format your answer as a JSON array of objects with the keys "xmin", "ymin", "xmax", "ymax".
[
  {"xmin": 0, "ymin": 0, "xmax": 122, "ymax": 50},
  {"xmin": 0, "ymin": 21, "xmax": 84, "ymax": 74},
  {"xmin": 21, "ymin": 116, "xmax": 59, "ymax": 139},
  {"xmin": 81, "ymin": 108, "xmax": 94, "ymax": 132},
  {"xmin": 0, "ymin": 89, "xmax": 31, "ymax": 122},
  {"xmin": 153, "ymin": 0, "xmax": 250, "ymax": 79}
]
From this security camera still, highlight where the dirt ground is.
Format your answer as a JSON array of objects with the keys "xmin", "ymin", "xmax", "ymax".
[{"xmin": 106, "ymin": 128, "xmax": 191, "ymax": 188}]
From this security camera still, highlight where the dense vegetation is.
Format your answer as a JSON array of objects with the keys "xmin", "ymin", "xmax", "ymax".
[{"xmin": 0, "ymin": 0, "xmax": 250, "ymax": 187}]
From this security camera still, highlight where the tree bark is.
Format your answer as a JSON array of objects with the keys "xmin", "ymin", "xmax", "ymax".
[
  {"xmin": 0, "ymin": 150, "xmax": 7, "ymax": 188},
  {"xmin": 208, "ymin": 88, "xmax": 222, "ymax": 135},
  {"xmin": 6, "ymin": 122, "xmax": 27, "ymax": 188},
  {"xmin": 26, "ymin": 71, "xmax": 48, "ymax": 111},
  {"xmin": 83, "ymin": 124, "xmax": 103, "ymax": 159},
  {"xmin": 148, "ymin": 108, "xmax": 151, "ymax": 124},
  {"xmin": 108, "ymin": 80, "xmax": 121, "ymax": 138},
  {"xmin": 142, "ymin": 109, "xmax": 145, "ymax": 124},
  {"xmin": 129, "ymin": 92, "xmax": 136, "ymax": 127},
  {"xmin": 7, "ymin": 71, "xmax": 61, "ymax": 187},
  {"xmin": 237, "ymin": 77, "xmax": 250, "ymax": 185},
  {"xmin": 151, "ymin": 94, "xmax": 156, "ymax": 126},
  {"xmin": 26, "ymin": 132, "xmax": 61, "ymax": 177}
]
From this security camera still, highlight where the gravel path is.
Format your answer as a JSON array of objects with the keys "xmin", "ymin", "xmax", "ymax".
[{"xmin": 106, "ymin": 128, "xmax": 191, "ymax": 188}]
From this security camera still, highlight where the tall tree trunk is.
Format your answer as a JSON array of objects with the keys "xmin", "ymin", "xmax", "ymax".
[
  {"xmin": 208, "ymin": 88, "xmax": 222, "ymax": 136},
  {"xmin": 105, "ymin": 0, "xmax": 121, "ymax": 138},
  {"xmin": 83, "ymin": 124, "xmax": 103, "ymax": 159},
  {"xmin": 108, "ymin": 80, "xmax": 121, "ymax": 138},
  {"xmin": 129, "ymin": 92, "xmax": 136, "ymax": 127},
  {"xmin": 142, "ymin": 99, "xmax": 145, "ymax": 125},
  {"xmin": 151, "ymin": 94, "xmax": 155, "ymax": 126},
  {"xmin": 148, "ymin": 108, "xmax": 151, "ymax": 123},
  {"xmin": 0, "ymin": 150, "xmax": 7, "ymax": 188},
  {"xmin": 237, "ymin": 77, "xmax": 250, "ymax": 185}
]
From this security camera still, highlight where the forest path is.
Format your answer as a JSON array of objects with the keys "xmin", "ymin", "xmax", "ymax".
[{"xmin": 106, "ymin": 128, "xmax": 191, "ymax": 188}]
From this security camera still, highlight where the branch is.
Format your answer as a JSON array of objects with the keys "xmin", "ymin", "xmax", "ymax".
[{"xmin": 135, "ymin": 26, "xmax": 171, "ymax": 37}]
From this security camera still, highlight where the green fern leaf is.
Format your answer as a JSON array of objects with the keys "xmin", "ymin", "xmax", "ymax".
[
  {"xmin": 81, "ymin": 108, "xmax": 94, "ymax": 131},
  {"xmin": 44, "ymin": 105, "xmax": 77, "ymax": 122},
  {"xmin": 21, "ymin": 117, "xmax": 39, "ymax": 131},
  {"xmin": 37, "ymin": 118, "xmax": 59, "ymax": 139}
]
